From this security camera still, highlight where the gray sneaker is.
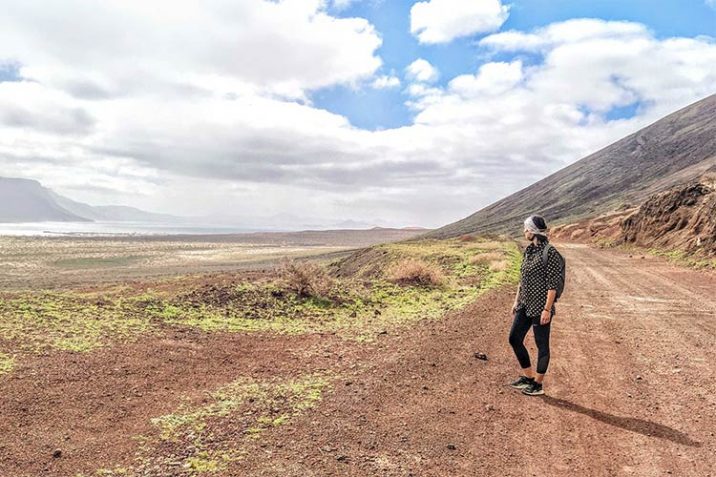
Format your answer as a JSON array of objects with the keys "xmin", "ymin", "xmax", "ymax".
[
  {"xmin": 522, "ymin": 381, "xmax": 545, "ymax": 396},
  {"xmin": 509, "ymin": 375, "xmax": 534, "ymax": 389}
]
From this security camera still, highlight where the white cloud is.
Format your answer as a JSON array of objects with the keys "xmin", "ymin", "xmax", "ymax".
[
  {"xmin": 2, "ymin": 12, "xmax": 716, "ymax": 228},
  {"xmin": 480, "ymin": 19, "xmax": 649, "ymax": 52},
  {"xmin": 478, "ymin": 19, "xmax": 716, "ymax": 112},
  {"xmin": 371, "ymin": 75, "xmax": 401, "ymax": 89},
  {"xmin": 0, "ymin": 0, "xmax": 383, "ymax": 100},
  {"xmin": 448, "ymin": 61, "xmax": 524, "ymax": 97},
  {"xmin": 411, "ymin": 0, "xmax": 509, "ymax": 44},
  {"xmin": 707, "ymin": 0, "xmax": 716, "ymax": 9},
  {"xmin": 406, "ymin": 58, "xmax": 440, "ymax": 83}
]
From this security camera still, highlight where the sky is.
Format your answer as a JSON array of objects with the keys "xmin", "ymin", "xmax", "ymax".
[{"xmin": 1, "ymin": 0, "xmax": 715, "ymax": 228}]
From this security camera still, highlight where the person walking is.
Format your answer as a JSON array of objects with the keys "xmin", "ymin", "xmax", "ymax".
[{"xmin": 508, "ymin": 215, "xmax": 564, "ymax": 396}]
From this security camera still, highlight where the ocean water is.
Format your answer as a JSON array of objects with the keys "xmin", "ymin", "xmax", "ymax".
[{"xmin": 0, "ymin": 221, "xmax": 260, "ymax": 237}]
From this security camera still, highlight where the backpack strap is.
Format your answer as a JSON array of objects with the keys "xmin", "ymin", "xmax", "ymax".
[{"xmin": 542, "ymin": 243, "xmax": 552, "ymax": 268}]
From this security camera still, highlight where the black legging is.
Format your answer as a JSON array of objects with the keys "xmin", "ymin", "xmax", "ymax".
[{"xmin": 509, "ymin": 307, "xmax": 552, "ymax": 374}]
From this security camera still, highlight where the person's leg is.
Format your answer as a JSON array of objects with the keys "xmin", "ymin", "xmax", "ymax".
[
  {"xmin": 508, "ymin": 308, "xmax": 534, "ymax": 378},
  {"xmin": 532, "ymin": 318, "xmax": 552, "ymax": 384}
]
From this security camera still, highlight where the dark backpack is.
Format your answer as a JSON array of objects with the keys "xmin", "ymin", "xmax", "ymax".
[{"xmin": 541, "ymin": 244, "xmax": 566, "ymax": 301}]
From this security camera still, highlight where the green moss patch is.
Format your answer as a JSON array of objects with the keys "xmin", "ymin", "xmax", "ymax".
[
  {"xmin": 84, "ymin": 373, "xmax": 331, "ymax": 476},
  {"xmin": 645, "ymin": 247, "xmax": 716, "ymax": 270},
  {"xmin": 0, "ymin": 352, "xmax": 14, "ymax": 376},
  {"xmin": 0, "ymin": 293, "xmax": 154, "ymax": 353}
]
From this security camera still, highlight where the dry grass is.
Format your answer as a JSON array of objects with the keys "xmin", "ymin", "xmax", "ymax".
[
  {"xmin": 469, "ymin": 251, "xmax": 504, "ymax": 266},
  {"xmin": 387, "ymin": 259, "xmax": 445, "ymax": 287},
  {"xmin": 458, "ymin": 234, "xmax": 476, "ymax": 242},
  {"xmin": 488, "ymin": 260, "xmax": 509, "ymax": 272},
  {"xmin": 277, "ymin": 259, "xmax": 336, "ymax": 299},
  {"xmin": 475, "ymin": 241, "xmax": 505, "ymax": 250}
]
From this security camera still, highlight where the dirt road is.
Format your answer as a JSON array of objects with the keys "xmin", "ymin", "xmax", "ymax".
[
  {"xmin": 1, "ymin": 243, "xmax": 714, "ymax": 476},
  {"xmin": 237, "ymin": 242, "xmax": 716, "ymax": 476}
]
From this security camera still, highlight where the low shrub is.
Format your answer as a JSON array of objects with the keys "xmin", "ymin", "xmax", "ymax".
[
  {"xmin": 387, "ymin": 259, "xmax": 445, "ymax": 287},
  {"xmin": 277, "ymin": 260, "xmax": 336, "ymax": 299}
]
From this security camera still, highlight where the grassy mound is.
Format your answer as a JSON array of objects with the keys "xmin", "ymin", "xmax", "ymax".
[{"xmin": 0, "ymin": 237, "xmax": 521, "ymax": 372}]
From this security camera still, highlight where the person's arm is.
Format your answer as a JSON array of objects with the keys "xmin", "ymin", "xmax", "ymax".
[
  {"xmin": 541, "ymin": 248, "xmax": 560, "ymax": 324},
  {"xmin": 540, "ymin": 289, "xmax": 557, "ymax": 324},
  {"xmin": 512, "ymin": 248, "xmax": 527, "ymax": 315},
  {"xmin": 512, "ymin": 282, "xmax": 521, "ymax": 314}
]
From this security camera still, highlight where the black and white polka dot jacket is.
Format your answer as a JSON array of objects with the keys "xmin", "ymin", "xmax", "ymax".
[{"xmin": 516, "ymin": 240, "xmax": 561, "ymax": 318}]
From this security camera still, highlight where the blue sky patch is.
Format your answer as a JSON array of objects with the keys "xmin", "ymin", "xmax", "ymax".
[
  {"xmin": 313, "ymin": 0, "xmax": 716, "ymax": 130},
  {"xmin": 0, "ymin": 61, "xmax": 22, "ymax": 83},
  {"xmin": 605, "ymin": 101, "xmax": 643, "ymax": 121}
]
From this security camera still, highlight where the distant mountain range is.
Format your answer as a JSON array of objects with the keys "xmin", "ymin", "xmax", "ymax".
[
  {"xmin": 0, "ymin": 177, "xmax": 407, "ymax": 231},
  {"xmin": 426, "ymin": 94, "xmax": 716, "ymax": 238},
  {"xmin": 0, "ymin": 177, "xmax": 178, "ymax": 223}
]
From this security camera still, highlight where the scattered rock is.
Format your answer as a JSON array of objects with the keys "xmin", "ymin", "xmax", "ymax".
[
  {"xmin": 336, "ymin": 454, "xmax": 348, "ymax": 463},
  {"xmin": 474, "ymin": 352, "xmax": 488, "ymax": 360},
  {"xmin": 52, "ymin": 449, "xmax": 62, "ymax": 459},
  {"xmin": 636, "ymin": 375, "xmax": 643, "ymax": 380},
  {"xmin": 447, "ymin": 444, "xmax": 457, "ymax": 451},
  {"xmin": 485, "ymin": 404, "xmax": 494, "ymax": 411}
]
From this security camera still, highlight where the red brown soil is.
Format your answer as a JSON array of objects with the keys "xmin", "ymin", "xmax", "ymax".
[
  {"xmin": 2, "ymin": 243, "xmax": 715, "ymax": 476},
  {"xmin": 0, "ymin": 329, "xmax": 352, "ymax": 477}
]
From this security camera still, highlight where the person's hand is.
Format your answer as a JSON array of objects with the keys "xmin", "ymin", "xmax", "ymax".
[
  {"xmin": 540, "ymin": 309, "xmax": 552, "ymax": 325},
  {"xmin": 511, "ymin": 303, "xmax": 518, "ymax": 315}
]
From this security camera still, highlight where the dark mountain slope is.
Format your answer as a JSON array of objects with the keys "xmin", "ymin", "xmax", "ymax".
[{"xmin": 426, "ymin": 94, "xmax": 716, "ymax": 239}]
